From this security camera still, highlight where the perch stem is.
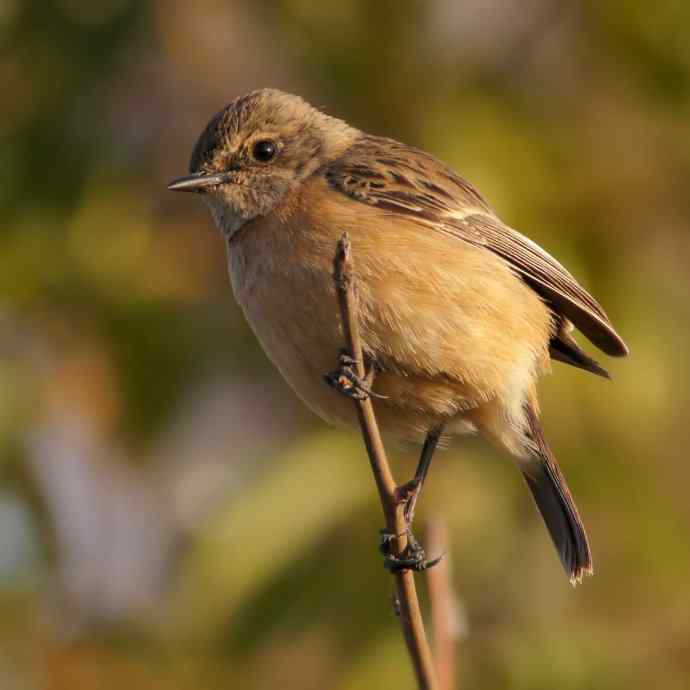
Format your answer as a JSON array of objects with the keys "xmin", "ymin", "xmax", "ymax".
[{"xmin": 332, "ymin": 233, "xmax": 439, "ymax": 690}]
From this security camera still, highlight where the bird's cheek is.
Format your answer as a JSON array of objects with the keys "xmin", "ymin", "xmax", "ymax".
[{"xmin": 218, "ymin": 184, "xmax": 253, "ymax": 217}]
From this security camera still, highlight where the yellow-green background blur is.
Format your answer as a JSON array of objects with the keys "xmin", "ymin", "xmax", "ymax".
[{"xmin": 1, "ymin": 1, "xmax": 689, "ymax": 688}]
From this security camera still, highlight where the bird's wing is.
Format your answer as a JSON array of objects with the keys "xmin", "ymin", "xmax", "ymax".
[{"xmin": 325, "ymin": 136, "xmax": 628, "ymax": 358}]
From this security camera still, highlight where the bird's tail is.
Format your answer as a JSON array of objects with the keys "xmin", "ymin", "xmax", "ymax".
[{"xmin": 522, "ymin": 403, "xmax": 593, "ymax": 584}]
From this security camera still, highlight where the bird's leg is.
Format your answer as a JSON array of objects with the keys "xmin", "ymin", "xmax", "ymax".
[
  {"xmin": 396, "ymin": 425, "xmax": 444, "ymax": 526},
  {"xmin": 326, "ymin": 351, "xmax": 442, "ymax": 572},
  {"xmin": 381, "ymin": 426, "xmax": 445, "ymax": 572},
  {"xmin": 324, "ymin": 350, "xmax": 386, "ymax": 400}
]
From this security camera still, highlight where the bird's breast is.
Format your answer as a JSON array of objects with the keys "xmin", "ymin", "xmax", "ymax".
[
  {"xmin": 225, "ymin": 215, "xmax": 357, "ymax": 428},
  {"xmin": 222, "ymin": 185, "xmax": 552, "ymax": 442}
]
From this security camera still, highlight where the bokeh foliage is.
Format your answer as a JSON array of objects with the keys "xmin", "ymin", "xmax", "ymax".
[{"xmin": 1, "ymin": 1, "xmax": 689, "ymax": 688}]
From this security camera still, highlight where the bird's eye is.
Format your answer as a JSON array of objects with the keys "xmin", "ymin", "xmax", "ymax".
[{"xmin": 252, "ymin": 139, "xmax": 277, "ymax": 163}]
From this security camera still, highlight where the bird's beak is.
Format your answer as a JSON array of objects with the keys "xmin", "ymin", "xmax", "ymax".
[{"xmin": 167, "ymin": 171, "xmax": 231, "ymax": 193}]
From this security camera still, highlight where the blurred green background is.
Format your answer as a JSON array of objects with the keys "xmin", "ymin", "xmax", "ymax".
[{"xmin": 1, "ymin": 1, "xmax": 689, "ymax": 688}]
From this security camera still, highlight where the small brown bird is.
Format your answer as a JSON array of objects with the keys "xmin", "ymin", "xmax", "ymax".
[{"xmin": 169, "ymin": 89, "xmax": 628, "ymax": 584}]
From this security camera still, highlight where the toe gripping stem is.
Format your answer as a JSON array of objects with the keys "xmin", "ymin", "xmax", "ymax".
[
  {"xmin": 324, "ymin": 351, "xmax": 386, "ymax": 401},
  {"xmin": 379, "ymin": 529, "xmax": 444, "ymax": 573}
]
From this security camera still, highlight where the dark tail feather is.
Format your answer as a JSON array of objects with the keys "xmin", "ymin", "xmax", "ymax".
[
  {"xmin": 549, "ymin": 316, "xmax": 610, "ymax": 379},
  {"xmin": 523, "ymin": 405, "xmax": 593, "ymax": 584},
  {"xmin": 550, "ymin": 335, "xmax": 610, "ymax": 379}
]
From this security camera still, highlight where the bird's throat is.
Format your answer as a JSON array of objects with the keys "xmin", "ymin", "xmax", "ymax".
[{"xmin": 204, "ymin": 195, "xmax": 250, "ymax": 239}]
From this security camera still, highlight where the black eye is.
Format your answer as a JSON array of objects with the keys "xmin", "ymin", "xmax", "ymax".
[{"xmin": 252, "ymin": 139, "xmax": 277, "ymax": 162}]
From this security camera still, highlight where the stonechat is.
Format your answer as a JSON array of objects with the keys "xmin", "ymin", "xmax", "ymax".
[{"xmin": 168, "ymin": 89, "xmax": 628, "ymax": 583}]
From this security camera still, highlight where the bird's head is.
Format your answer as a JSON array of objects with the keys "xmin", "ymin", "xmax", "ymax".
[{"xmin": 168, "ymin": 89, "xmax": 359, "ymax": 236}]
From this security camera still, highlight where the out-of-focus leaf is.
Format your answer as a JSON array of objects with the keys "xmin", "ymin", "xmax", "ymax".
[{"xmin": 167, "ymin": 431, "xmax": 374, "ymax": 637}]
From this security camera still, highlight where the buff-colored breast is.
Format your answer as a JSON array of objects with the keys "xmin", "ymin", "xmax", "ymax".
[{"xmin": 226, "ymin": 174, "xmax": 553, "ymax": 445}]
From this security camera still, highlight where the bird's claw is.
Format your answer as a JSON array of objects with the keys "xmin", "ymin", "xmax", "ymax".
[
  {"xmin": 379, "ymin": 529, "xmax": 444, "ymax": 573},
  {"xmin": 324, "ymin": 351, "xmax": 386, "ymax": 400}
]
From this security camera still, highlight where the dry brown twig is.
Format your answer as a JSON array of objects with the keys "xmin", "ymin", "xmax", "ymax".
[
  {"xmin": 327, "ymin": 232, "xmax": 440, "ymax": 690},
  {"xmin": 427, "ymin": 517, "xmax": 462, "ymax": 690}
]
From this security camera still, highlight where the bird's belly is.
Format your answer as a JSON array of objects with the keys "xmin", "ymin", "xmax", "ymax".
[
  {"xmin": 225, "ymin": 232, "xmax": 470, "ymax": 440},
  {"xmin": 225, "ymin": 216, "xmax": 551, "ymax": 442}
]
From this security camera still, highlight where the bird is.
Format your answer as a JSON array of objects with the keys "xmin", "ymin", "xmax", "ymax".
[{"xmin": 168, "ymin": 89, "xmax": 628, "ymax": 584}]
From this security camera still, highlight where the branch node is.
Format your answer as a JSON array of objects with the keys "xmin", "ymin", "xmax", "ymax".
[
  {"xmin": 333, "ymin": 233, "xmax": 353, "ymax": 292},
  {"xmin": 391, "ymin": 592, "xmax": 402, "ymax": 617}
]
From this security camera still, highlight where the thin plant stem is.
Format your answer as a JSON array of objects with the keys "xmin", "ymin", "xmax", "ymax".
[
  {"xmin": 331, "ymin": 233, "xmax": 439, "ymax": 690},
  {"xmin": 427, "ymin": 517, "xmax": 459, "ymax": 690}
]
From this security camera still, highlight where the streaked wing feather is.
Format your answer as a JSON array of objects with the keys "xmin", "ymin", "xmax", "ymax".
[
  {"xmin": 326, "ymin": 136, "xmax": 629, "ymax": 359},
  {"xmin": 452, "ymin": 214, "xmax": 628, "ymax": 357}
]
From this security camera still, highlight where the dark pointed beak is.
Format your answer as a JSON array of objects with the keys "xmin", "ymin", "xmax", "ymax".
[{"xmin": 167, "ymin": 172, "xmax": 231, "ymax": 193}]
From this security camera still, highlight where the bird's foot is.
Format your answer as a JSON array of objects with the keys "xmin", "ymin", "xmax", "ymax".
[
  {"xmin": 379, "ymin": 528, "xmax": 444, "ymax": 573},
  {"xmin": 324, "ymin": 350, "xmax": 386, "ymax": 400}
]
